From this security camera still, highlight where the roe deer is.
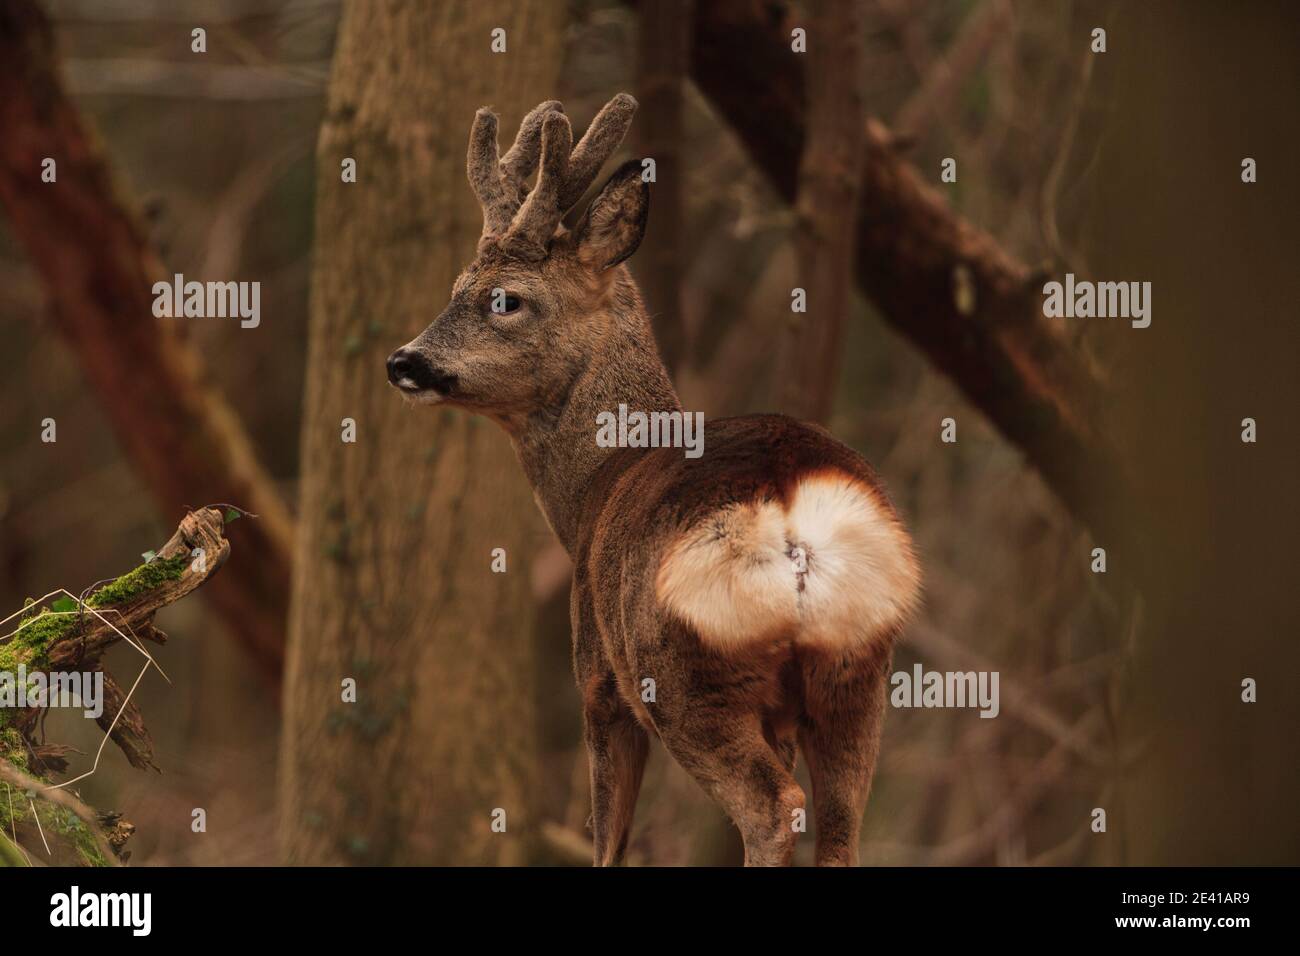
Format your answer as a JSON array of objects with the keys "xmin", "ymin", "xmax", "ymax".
[{"xmin": 386, "ymin": 95, "xmax": 921, "ymax": 866}]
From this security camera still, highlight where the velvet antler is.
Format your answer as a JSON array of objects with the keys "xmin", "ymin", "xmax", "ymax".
[{"xmin": 466, "ymin": 94, "xmax": 638, "ymax": 259}]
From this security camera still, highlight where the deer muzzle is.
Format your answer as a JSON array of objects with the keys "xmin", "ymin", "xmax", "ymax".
[{"xmin": 386, "ymin": 347, "xmax": 458, "ymax": 397}]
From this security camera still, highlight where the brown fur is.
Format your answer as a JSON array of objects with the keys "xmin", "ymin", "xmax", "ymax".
[
  {"xmin": 389, "ymin": 96, "xmax": 920, "ymax": 866},
  {"xmin": 576, "ymin": 419, "xmax": 911, "ymax": 865}
]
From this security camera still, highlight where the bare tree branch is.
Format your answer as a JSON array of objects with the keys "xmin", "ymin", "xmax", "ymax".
[
  {"xmin": 894, "ymin": 0, "xmax": 1014, "ymax": 138},
  {"xmin": 687, "ymin": 0, "xmax": 1131, "ymax": 544},
  {"xmin": 909, "ymin": 623, "xmax": 1110, "ymax": 766},
  {"xmin": 926, "ymin": 708, "xmax": 1104, "ymax": 865},
  {"xmin": 60, "ymin": 59, "xmax": 329, "ymax": 99}
]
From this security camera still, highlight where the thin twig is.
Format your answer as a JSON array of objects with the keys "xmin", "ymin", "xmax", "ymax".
[{"xmin": 28, "ymin": 797, "xmax": 51, "ymax": 856}]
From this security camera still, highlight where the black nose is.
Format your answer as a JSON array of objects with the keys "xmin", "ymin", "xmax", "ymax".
[
  {"xmin": 386, "ymin": 347, "xmax": 458, "ymax": 394},
  {"xmin": 386, "ymin": 348, "xmax": 416, "ymax": 386}
]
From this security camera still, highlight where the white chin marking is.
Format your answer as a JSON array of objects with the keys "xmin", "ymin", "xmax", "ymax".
[
  {"xmin": 656, "ymin": 470, "xmax": 921, "ymax": 653},
  {"xmin": 396, "ymin": 385, "xmax": 444, "ymax": 405}
]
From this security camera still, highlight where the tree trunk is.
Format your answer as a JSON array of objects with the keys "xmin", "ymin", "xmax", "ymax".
[
  {"xmin": 278, "ymin": 0, "xmax": 563, "ymax": 865},
  {"xmin": 634, "ymin": 0, "xmax": 691, "ymax": 377},
  {"xmin": 776, "ymin": 0, "xmax": 865, "ymax": 423},
  {"xmin": 1089, "ymin": 0, "xmax": 1300, "ymax": 866}
]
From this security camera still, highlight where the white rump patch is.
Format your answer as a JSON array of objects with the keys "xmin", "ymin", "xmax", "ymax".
[{"xmin": 656, "ymin": 472, "xmax": 920, "ymax": 652}]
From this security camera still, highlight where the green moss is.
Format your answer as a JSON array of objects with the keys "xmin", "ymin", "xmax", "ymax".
[
  {"xmin": 4, "ymin": 612, "xmax": 67, "ymax": 668},
  {"xmin": 0, "ymin": 553, "xmax": 187, "ymax": 731},
  {"xmin": 0, "ymin": 728, "xmax": 26, "ymax": 772},
  {"xmin": 4, "ymin": 554, "xmax": 187, "ymax": 663},
  {"xmin": 2, "ymin": 710, "xmax": 111, "ymax": 866},
  {"xmin": 63, "ymin": 810, "xmax": 110, "ymax": 867},
  {"xmin": 85, "ymin": 554, "xmax": 187, "ymax": 607},
  {"xmin": 0, "ymin": 722, "xmax": 110, "ymax": 865},
  {"xmin": 0, "ymin": 798, "xmax": 110, "ymax": 868}
]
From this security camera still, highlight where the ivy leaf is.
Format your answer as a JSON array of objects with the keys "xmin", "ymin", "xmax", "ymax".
[
  {"xmin": 141, "ymin": 550, "xmax": 157, "ymax": 564},
  {"xmin": 51, "ymin": 596, "xmax": 78, "ymax": 613},
  {"xmin": 223, "ymin": 508, "xmax": 242, "ymax": 525}
]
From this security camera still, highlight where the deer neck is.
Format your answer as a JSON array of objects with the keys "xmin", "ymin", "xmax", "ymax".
[{"xmin": 509, "ymin": 291, "xmax": 680, "ymax": 554}]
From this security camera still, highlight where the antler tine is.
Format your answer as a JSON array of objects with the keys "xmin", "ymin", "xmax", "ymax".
[
  {"xmin": 467, "ymin": 108, "xmax": 513, "ymax": 237},
  {"xmin": 500, "ymin": 99, "xmax": 564, "ymax": 184},
  {"xmin": 502, "ymin": 111, "xmax": 574, "ymax": 260},
  {"xmin": 472, "ymin": 94, "xmax": 637, "ymax": 253},
  {"xmin": 557, "ymin": 93, "xmax": 638, "ymax": 211},
  {"xmin": 469, "ymin": 101, "xmax": 566, "ymax": 241}
]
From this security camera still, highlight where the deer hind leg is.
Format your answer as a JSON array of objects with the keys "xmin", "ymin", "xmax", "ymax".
[
  {"xmin": 638, "ymin": 637, "xmax": 805, "ymax": 866},
  {"xmin": 660, "ymin": 711, "xmax": 804, "ymax": 866},
  {"xmin": 797, "ymin": 638, "xmax": 893, "ymax": 866},
  {"xmin": 763, "ymin": 714, "xmax": 798, "ymax": 777},
  {"xmin": 762, "ymin": 660, "xmax": 802, "ymax": 777},
  {"xmin": 582, "ymin": 671, "xmax": 650, "ymax": 867}
]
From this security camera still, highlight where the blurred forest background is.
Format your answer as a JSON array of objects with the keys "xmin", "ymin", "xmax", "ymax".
[{"xmin": 0, "ymin": 0, "xmax": 1295, "ymax": 866}]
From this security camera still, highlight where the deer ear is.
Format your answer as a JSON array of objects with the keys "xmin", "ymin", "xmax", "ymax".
[{"xmin": 573, "ymin": 159, "xmax": 648, "ymax": 272}]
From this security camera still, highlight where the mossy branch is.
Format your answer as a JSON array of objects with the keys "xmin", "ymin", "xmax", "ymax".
[{"xmin": 0, "ymin": 508, "xmax": 232, "ymax": 864}]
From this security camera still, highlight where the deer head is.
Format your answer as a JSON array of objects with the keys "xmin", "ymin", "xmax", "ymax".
[{"xmin": 386, "ymin": 94, "xmax": 649, "ymax": 428}]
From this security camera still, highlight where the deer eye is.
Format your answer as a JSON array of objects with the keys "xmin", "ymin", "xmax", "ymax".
[{"xmin": 489, "ymin": 290, "xmax": 523, "ymax": 315}]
